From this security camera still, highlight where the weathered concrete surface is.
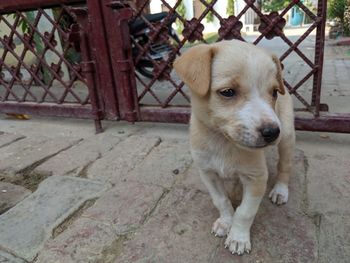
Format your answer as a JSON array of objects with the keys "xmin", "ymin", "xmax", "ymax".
[
  {"xmin": 36, "ymin": 218, "xmax": 119, "ymax": 263},
  {"xmin": 114, "ymin": 148, "xmax": 316, "ymax": 263},
  {"xmin": 0, "ymin": 137, "xmax": 80, "ymax": 181},
  {"xmin": 33, "ymin": 134, "xmax": 121, "ymax": 177},
  {"xmin": 0, "ymin": 182, "xmax": 31, "ymax": 214},
  {"xmin": 126, "ymin": 139, "xmax": 192, "ymax": 188},
  {"xmin": 174, "ymin": 162, "xmax": 207, "ymax": 192},
  {"xmin": 306, "ymin": 154, "xmax": 350, "ymax": 214},
  {"xmin": 0, "ymin": 132, "xmax": 25, "ymax": 149},
  {"xmin": 116, "ymin": 188, "xmax": 220, "ymax": 263},
  {"xmin": 82, "ymin": 181, "xmax": 165, "ymax": 234},
  {"xmin": 213, "ymin": 202, "xmax": 317, "ymax": 263},
  {"xmin": 0, "ymin": 251, "xmax": 25, "ymax": 263},
  {"xmin": 0, "ymin": 176, "xmax": 108, "ymax": 262},
  {"xmin": 36, "ymin": 182, "xmax": 165, "ymax": 263},
  {"xmin": 318, "ymin": 214, "xmax": 350, "ymax": 263},
  {"xmin": 87, "ymin": 135, "xmax": 161, "ymax": 183}
]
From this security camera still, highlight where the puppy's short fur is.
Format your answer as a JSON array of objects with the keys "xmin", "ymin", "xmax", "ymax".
[{"xmin": 174, "ymin": 40, "xmax": 295, "ymax": 255}]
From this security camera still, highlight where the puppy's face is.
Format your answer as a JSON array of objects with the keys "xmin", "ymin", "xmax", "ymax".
[{"xmin": 174, "ymin": 40, "xmax": 285, "ymax": 149}]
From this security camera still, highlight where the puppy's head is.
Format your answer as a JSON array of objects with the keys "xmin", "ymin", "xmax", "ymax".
[{"xmin": 174, "ymin": 40, "xmax": 285, "ymax": 149}]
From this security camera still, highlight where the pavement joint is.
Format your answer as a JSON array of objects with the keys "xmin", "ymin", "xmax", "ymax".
[
  {"xmin": 0, "ymin": 135, "xmax": 26, "ymax": 149},
  {"xmin": 12, "ymin": 139, "xmax": 84, "ymax": 191},
  {"xmin": 140, "ymin": 188, "xmax": 170, "ymax": 227},
  {"xmin": 52, "ymin": 198, "xmax": 99, "ymax": 239},
  {"xmin": 314, "ymin": 213, "xmax": 322, "ymax": 263},
  {"xmin": 98, "ymin": 235, "xmax": 127, "ymax": 263},
  {"xmin": 301, "ymin": 153, "xmax": 310, "ymax": 214},
  {"xmin": 76, "ymin": 152, "xmax": 102, "ymax": 178}
]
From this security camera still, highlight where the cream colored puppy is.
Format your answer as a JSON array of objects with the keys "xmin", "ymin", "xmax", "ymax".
[{"xmin": 174, "ymin": 40, "xmax": 295, "ymax": 255}]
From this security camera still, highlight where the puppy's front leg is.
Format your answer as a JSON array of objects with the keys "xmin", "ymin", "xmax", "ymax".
[
  {"xmin": 225, "ymin": 172, "xmax": 267, "ymax": 255},
  {"xmin": 199, "ymin": 170, "xmax": 234, "ymax": 237},
  {"xmin": 269, "ymin": 128, "xmax": 295, "ymax": 205}
]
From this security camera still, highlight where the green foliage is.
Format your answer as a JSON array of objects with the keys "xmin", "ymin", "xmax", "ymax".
[
  {"xmin": 226, "ymin": 0, "xmax": 235, "ymax": 16},
  {"xmin": 262, "ymin": 0, "xmax": 289, "ymax": 12},
  {"xmin": 7, "ymin": 13, "xmax": 30, "ymax": 33},
  {"xmin": 328, "ymin": 0, "xmax": 350, "ymax": 35},
  {"xmin": 345, "ymin": 5, "xmax": 350, "ymax": 28},
  {"xmin": 328, "ymin": 0, "xmax": 347, "ymax": 23},
  {"xmin": 176, "ymin": 0, "xmax": 186, "ymax": 31}
]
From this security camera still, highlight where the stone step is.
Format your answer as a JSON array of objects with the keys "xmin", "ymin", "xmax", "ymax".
[{"xmin": 0, "ymin": 176, "xmax": 108, "ymax": 262}]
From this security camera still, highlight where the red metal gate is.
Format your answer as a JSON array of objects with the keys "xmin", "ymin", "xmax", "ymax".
[
  {"xmin": 122, "ymin": 0, "xmax": 350, "ymax": 133},
  {"xmin": 1, "ymin": 0, "xmax": 350, "ymax": 133}
]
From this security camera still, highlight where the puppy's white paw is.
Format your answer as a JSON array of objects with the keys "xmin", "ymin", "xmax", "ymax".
[
  {"xmin": 224, "ymin": 227, "xmax": 251, "ymax": 255},
  {"xmin": 211, "ymin": 217, "xmax": 232, "ymax": 237},
  {"xmin": 269, "ymin": 182, "xmax": 289, "ymax": 205}
]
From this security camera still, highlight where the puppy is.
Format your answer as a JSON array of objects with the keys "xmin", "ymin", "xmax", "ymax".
[{"xmin": 173, "ymin": 40, "xmax": 295, "ymax": 255}]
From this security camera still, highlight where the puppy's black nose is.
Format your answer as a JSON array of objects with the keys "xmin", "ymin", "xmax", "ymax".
[{"xmin": 260, "ymin": 126, "xmax": 280, "ymax": 143}]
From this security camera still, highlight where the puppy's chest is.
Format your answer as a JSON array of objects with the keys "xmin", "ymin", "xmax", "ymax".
[{"xmin": 192, "ymin": 146, "xmax": 239, "ymax": 179}]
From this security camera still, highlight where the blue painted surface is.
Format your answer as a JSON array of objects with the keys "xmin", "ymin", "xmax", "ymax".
[{"xmin": 290, "ymin": 7, "xmax": 304, "ymax": 26}]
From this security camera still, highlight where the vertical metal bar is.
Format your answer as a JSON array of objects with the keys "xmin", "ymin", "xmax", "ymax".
[
  {"xmin": 71, "ymin": 8, "xmax": 103, "ymax": 133},
  {"xmin": 311, "ymin": 0, "xmax": 327, "ymax": 116},
  {"xmin": 86, "ymin": 0, "xmax": 120, "ymax": 119},
  {"xmin": 102, "ymin": 1, "xmax": 139, "ymax": 122}
]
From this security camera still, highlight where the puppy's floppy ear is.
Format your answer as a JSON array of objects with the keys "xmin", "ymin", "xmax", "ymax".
[
  {"xmin": 271, "ymin": 55, "xmax": 285, "ymax": 95},
  {"xmin": 173, "ymin": 44, "xmax": 214, "ymax": 97}
]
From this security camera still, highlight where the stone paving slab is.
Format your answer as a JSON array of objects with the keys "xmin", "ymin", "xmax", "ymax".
[
  {"xmin": 87, "ymin": 135, "xmax": 161, "ymax": 183},
  {"xmin": 306, "ymin": 154, "xmax": 350, "ymax": 214},
  {"xmin": 0, "ymin": 133, "xmax": 25, "ymax": 149},
  {"xmin": 318, "ymin": 214, "xmax": 350, "ymax": 263},
  {"xmin": 213, "ymin": 200, "xmax": 317, "ymax": 263},
  {"xmin": 0, "ymin": 176, "xmax": 108, "ymax": 262},
  {"xmin": 125, "ymin": 139, "xmax": 192, "ymax": 188},
  {"xmin": 116, "ymin": 186, "xmax": 317, "ymax": 263},
  {"xmin": 36, "ymin": 218, "xmax": 119, "ymax": 263},
  {"xmin": 0, "ymin": 137, "xmax": 47, "ymax": 161},
  {"xmin": 0, "ymin": 251, "xmax": 25, "ymax": 263},
  {"xmin": 0, "ymin": 182, "xmax": 31, "ymax": 214},
  {"xmin": 36, "ymin": 182, "xmax": 165, "ymax": 263},
  {"xmin": 116, "ymin": 188, "xmax": 220, "ymax": 263},
  {"xmin": 0, "ymin": 137, "xmax": 81, "ymax": 181},
  {"xmin": 33, "ymin": 134, "xmax": 122, "ymax": 177},
  {"xmin": 82, "ymin": 181, "xmax": 165, "ymax": 235}
]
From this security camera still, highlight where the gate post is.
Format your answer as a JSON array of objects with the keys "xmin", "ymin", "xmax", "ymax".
[
  {"xmin": 311, "ymin": 0, "xmax": 327, "ymax": 116},
  {"xmin": 70, "ymin": 7, "xmax": 103, "ymax": 133},
  {"xmin": 101, "ymin": 0, "xmax": 139, "ymax": 122},
  {"xmin": 85, "ymin": 0, "xmax": 120, "ymax": 120}
]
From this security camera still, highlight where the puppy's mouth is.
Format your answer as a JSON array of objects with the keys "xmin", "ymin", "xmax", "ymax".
[
  {"xmin": 236, "ymin": 142, "xmax": 269, "ymax": 150},
  {"xmin": 222, "ymin": 131, "xmax": 271, "ymax": 150}
]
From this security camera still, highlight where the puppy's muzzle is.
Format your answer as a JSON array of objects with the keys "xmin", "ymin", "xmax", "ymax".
[{"xmin": 259, "ymin": 125, "xmax": 280, "ymax": 143}]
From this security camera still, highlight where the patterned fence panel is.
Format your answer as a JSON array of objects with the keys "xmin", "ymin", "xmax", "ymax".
[
  {"xmin": 0, "ymin": 1, "xmax": 103, "ymax": 131},
  {"xmin": 122, "ymin": 0, "xmax": 350, "ymax": 132}
]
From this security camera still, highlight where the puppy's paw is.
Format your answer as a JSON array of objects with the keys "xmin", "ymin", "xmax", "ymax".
[
  {"xmin": 269, "ymin": 182, "xmax": 289, "ymax": 205},
  {"xmin": 211, "ymin": 217, "xmax": 232, "ymax": 237},
  {"xmin": 224, "ymin": 227, "xmax": 251, "ymax": 255}
]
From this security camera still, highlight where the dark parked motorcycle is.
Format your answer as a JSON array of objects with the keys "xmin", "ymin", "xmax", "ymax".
[{"xmin": 129, "ymin": 12, "xmax": 180, "ymax": 79}]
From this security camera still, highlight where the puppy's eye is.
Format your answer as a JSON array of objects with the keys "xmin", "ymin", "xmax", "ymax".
[
  {"xmin": 272, "ymin": 89, "xmax": 278, "ymax": 98},
  {"xmin": 219, "ymin": 88, "xmax": 236, "ymax": 98}
]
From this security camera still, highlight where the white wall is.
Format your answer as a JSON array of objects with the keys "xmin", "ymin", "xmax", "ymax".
[
  {"xmin": 150, "ymin": 0, "xmax": 193, "ymax": 18},
  {"xmin": 149, "ymin": 0, "xmax": 255, "ymax": 34}
]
